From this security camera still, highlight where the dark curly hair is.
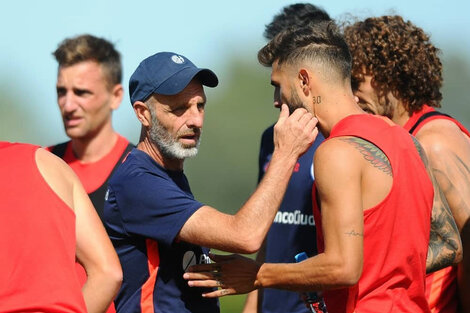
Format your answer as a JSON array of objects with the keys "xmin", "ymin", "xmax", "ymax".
[
  {"xmin": 259, "ymin": 21, "xmax": 351, "ymax": 82},
  {"xmin": 344, "ymin": 15, "xmax": 442, "ymax": 113},
  {"xmin": 264, "ymin": 3, "xmax": 331, "ymax": 40}
]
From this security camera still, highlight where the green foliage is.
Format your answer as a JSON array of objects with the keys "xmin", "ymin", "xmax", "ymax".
[
  {"xmin": 220, "ymin": 295, "xmax": 247, "ymax": 313},
  {"xmin": 441, "ymin": 52, "xmax": 470, "ymax": 128}
]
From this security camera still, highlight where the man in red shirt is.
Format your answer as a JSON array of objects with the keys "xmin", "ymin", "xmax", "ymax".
[
  {"xmin": 50, "ymin": 34, "xmax": 132, "ymax": 218},
  {"xmin": 49, "ymin": 34, "xmax": 132, "ymax": 313},
  {"xmin": 184, "ymin": 21, "xmax": 462, "ymax": 313},
  {"xmin": 0, "ymin": 142, "xmax": 121, "ymax": 313},
  {"xmin": 344, "ymin": 15, "xmax": 470, "ymax": 313}
]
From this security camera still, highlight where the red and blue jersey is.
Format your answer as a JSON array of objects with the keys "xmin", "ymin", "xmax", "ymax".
[
  {"xmin": 258, "ymin": 125, "xmax": 324, "ymax": 313},
  {"xmin": 104, "ymin": 149, "xmax": 219, "ymax": 313}
]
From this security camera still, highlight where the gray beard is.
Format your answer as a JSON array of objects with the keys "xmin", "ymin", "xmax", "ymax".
[{"xmin": 149, "ymin": 111, "xmax": 200, "ymax": 160}]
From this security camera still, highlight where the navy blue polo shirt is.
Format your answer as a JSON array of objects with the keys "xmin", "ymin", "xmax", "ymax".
[
  {"xmin": 258, "ymin": 125, "xmax": 323, "ymax": 313},
  {"xmin": 104, "ymin": 149, "xmax": 219, "ymax": 313}
]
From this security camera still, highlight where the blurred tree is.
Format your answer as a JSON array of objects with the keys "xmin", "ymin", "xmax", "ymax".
[
  {"xmin": 0, "ymin": 78, "xmax": 49, "ymax": 144},
  {"xmin": 441, "ymin": 51, "xmax": 470, "ymax": 128},
  {"xmin": 185, "ymin": 56, "xmax": 277, "ymax": 214}
]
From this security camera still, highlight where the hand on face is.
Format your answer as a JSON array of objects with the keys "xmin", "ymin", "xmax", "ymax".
[
  {"xmin": 273, "ymin": 104, "xmax": 318, "ymax": 158},
  {"xmin": 183, "ymin": 253, "xmax": 260, "ymax": 298}
]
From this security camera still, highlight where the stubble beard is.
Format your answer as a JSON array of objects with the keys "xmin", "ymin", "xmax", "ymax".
[
  {"xmin": 287, "ymin": 88, "xmax": 307, "ymax": 114},
  {"xmin": 148, "ymin": 109, "xmax": 200, "ymax": 160}
]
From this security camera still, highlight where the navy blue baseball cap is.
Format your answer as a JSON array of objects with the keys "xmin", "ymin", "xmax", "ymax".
[{"xmin": 129, "ymin": 52, "xmax": 218, "ymax": 105}]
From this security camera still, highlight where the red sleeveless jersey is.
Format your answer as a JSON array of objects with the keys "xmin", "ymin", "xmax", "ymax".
[
  {"xmin": 0, "ymin": 142, "xmax": 86, "ymax": 313},
  {"xmin": 403, "ymin": 105, "xmax": 470, "ymax": 313},
  {"xmin": 312, "ymin": 115, "xmax": 433, "ymax": 313}
]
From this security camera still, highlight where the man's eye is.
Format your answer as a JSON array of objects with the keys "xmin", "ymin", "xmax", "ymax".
[
  {"xmin": 75, "ymin": 90, "xmax": 87, "ymax": 96},
  {"xmin": 56, "ymin": 88, "xmax": 66, "ymax": 97}
]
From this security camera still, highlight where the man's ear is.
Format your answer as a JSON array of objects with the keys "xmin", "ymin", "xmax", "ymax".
[
  {"xmin": 133, "ymin": 101, "xmax": 151, "ymax": 127},
  {"xmin": 298, "ymin": 69, "xmax": 310, "ymax": 96},
  {"xmin": 110, "ymin": 84, "xmax": 124, "ymax": 110}
]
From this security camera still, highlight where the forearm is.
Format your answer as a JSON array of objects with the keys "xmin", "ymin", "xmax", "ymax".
[
  {"xmin": 256, "ymin": 253, "xmax": 358, "ymax": 292},
  {"xmin": 242, "ymin": 290, "xmax": 259, "ymax": 313},
  {"xmin": 82, "ymin": 268, "xmax": 121, "ymax": 313},
  {"xmin": 232, "ymin": 151, "xmax": 298, "ymax": 251}
]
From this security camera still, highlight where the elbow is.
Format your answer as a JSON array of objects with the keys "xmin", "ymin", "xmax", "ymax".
[
  {"xmin": 328, "ymin": 261, "xmax": 362, "ymax": 288},
  {"xmin": 449, "ymin": 235, "xmax": 463, "ymax": 265},
  {"xmin": 234, "ymin": 233, "xmax": 263, "ymax": 254},
  {"xmin": 337, "ymin": 266, "xmax": 362, "ymax": 287},
  {"xmin": 105, "ymin": 263, "xmax": 123, "ymax": 293}
]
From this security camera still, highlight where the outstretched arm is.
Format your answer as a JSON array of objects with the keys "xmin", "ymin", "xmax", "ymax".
[
  {"xmin": 411, "ymin": 136, "xmax": 462, "ymax": 273},
  {"xmin": 184, "ymin": 139, "xmax": 364, "ymax": 296},
  {"xmin": 177, "ymin": 105, "xmax": 319, "ymax": 253}
]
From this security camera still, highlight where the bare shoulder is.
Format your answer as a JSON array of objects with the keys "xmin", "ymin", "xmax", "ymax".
[
  {"xmin": 314, "ymin": 137, "xmax": 363, "ymax": 176},
  {"xmin": 417, "ymin": 119, "xmax": 470, "ymax": 155},
  {"xmin": 35, "ymin": 148, "xmax": 78, "ymax": 209},
  {"xmin": 35, "ymin": 148, "xmax": 76, "ymax": 180}
]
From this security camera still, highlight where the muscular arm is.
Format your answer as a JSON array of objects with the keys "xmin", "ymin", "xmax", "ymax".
[
  {"xmin": 415, "ymin": 121, "xmax": 470, "ymax": 309},
  {"xmin": 177, "ymin": 105, "xmax": 318, "ymax": 253},
  {"xmin": 411, "ymin": 135, "xmax": 463, "ymax": 273},
  {"xmin": 253, "ymin": 139, "xmax": 364, "ymax": 292},
  {"xmin": 36, "ymin": 148, "xmax": 122, "ymax": 313},
  {"xmin": 185, "ymin": 140, "xmax": 364, "ymax": 296}
]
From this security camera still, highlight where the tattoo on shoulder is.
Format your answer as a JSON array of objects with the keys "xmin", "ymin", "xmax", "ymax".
[
  {"xmin": 410, "ymin": 135, "xmax": 428, "ymax": 166},
  {"xmin": 340, "ymin": 137, "xmax": 392, "ymax": 176},
  {"xmin": 345, "ymin": 229, "xmax": 363, "ymax": 237}
]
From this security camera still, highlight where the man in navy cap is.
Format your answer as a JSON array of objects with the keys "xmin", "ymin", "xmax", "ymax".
[{"xmin": 103, "ymin": 52, "xmax": 319, "ymax": 312}]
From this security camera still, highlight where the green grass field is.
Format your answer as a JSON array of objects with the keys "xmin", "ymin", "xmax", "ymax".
[{"xmin": 220, "ymin": 294, "xmax": 246, "ymax": 313}]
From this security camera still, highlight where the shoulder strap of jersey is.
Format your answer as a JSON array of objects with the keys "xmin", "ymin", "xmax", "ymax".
[
  {"xmin": 49, "ymin": 142, "xmax": 69, "ymax": 158},
  {"xmin": 88, "ymin": 142, "xmax": 134, "ymax": 219},
  {"xmin": 408, "ymin": 111, "xmax": 451, "ymax": 134}
]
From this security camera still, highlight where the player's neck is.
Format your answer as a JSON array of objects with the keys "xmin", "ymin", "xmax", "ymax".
[
  {"xmin": 390, "ymin": 102, "xmax": 410, "ymax": 127},
  {"xmin": 71, "ymin": 125, "xmax": 119, "ymax": 163},
  {"xmin": 318, "ymin": 95, "xmax": 363, "ymax": 138}
]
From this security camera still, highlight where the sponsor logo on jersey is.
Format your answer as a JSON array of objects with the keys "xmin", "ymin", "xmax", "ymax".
[
  {"xmin": 274, "ymin": 210, "xmax": 315, "ymax": 226},
  {"xmin": 182, "ymin": 250, "xmax": 211, "ymax": 271}
]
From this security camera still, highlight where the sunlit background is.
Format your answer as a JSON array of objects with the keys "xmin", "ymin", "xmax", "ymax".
[{"xmin": 2, "ymin": 0, "xmax": 469, "ymax": 311}]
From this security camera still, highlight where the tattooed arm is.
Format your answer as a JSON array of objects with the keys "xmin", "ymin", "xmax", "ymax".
[
  {"xmin": 185, "ymin": 139, "xmax": 365, "ymax": 296},
  {"xmin": 414, "ymin": 120, "xmax": 469, "ymax": 310},
  {"xmin": 411, "ymin": 136, "xmax": 463, "ymax": 273}
]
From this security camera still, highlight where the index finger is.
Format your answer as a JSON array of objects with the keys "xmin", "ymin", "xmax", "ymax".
[{"xmin": 288, "ymin": 107, "xmax": 309, "ymax": 121}]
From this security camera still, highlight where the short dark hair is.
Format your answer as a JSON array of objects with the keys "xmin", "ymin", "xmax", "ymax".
[
  {"xmin": 344, "ymin": 15, "xmax": 442, "ymax": 112},
  {"xmin": 53, "ymin": 34, "xmax": 122, "ymax": 88},
  {"xmin": 259, "ymin": 21, "xmax": 351, "ymax": 82},
  {"xmin": 264, "ymin": 3, "xmax": 331, "ymax": 40}
]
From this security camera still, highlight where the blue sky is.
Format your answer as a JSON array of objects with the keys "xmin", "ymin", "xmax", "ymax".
[{"xmin": 1, "ymin": 0, "xmax": 469, "ymax": 145}]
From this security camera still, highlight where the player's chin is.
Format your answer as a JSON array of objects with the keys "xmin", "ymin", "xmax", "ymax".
[{"xmin": 65, "ymin": 127, "xmax": 86, "ymax": 139}]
